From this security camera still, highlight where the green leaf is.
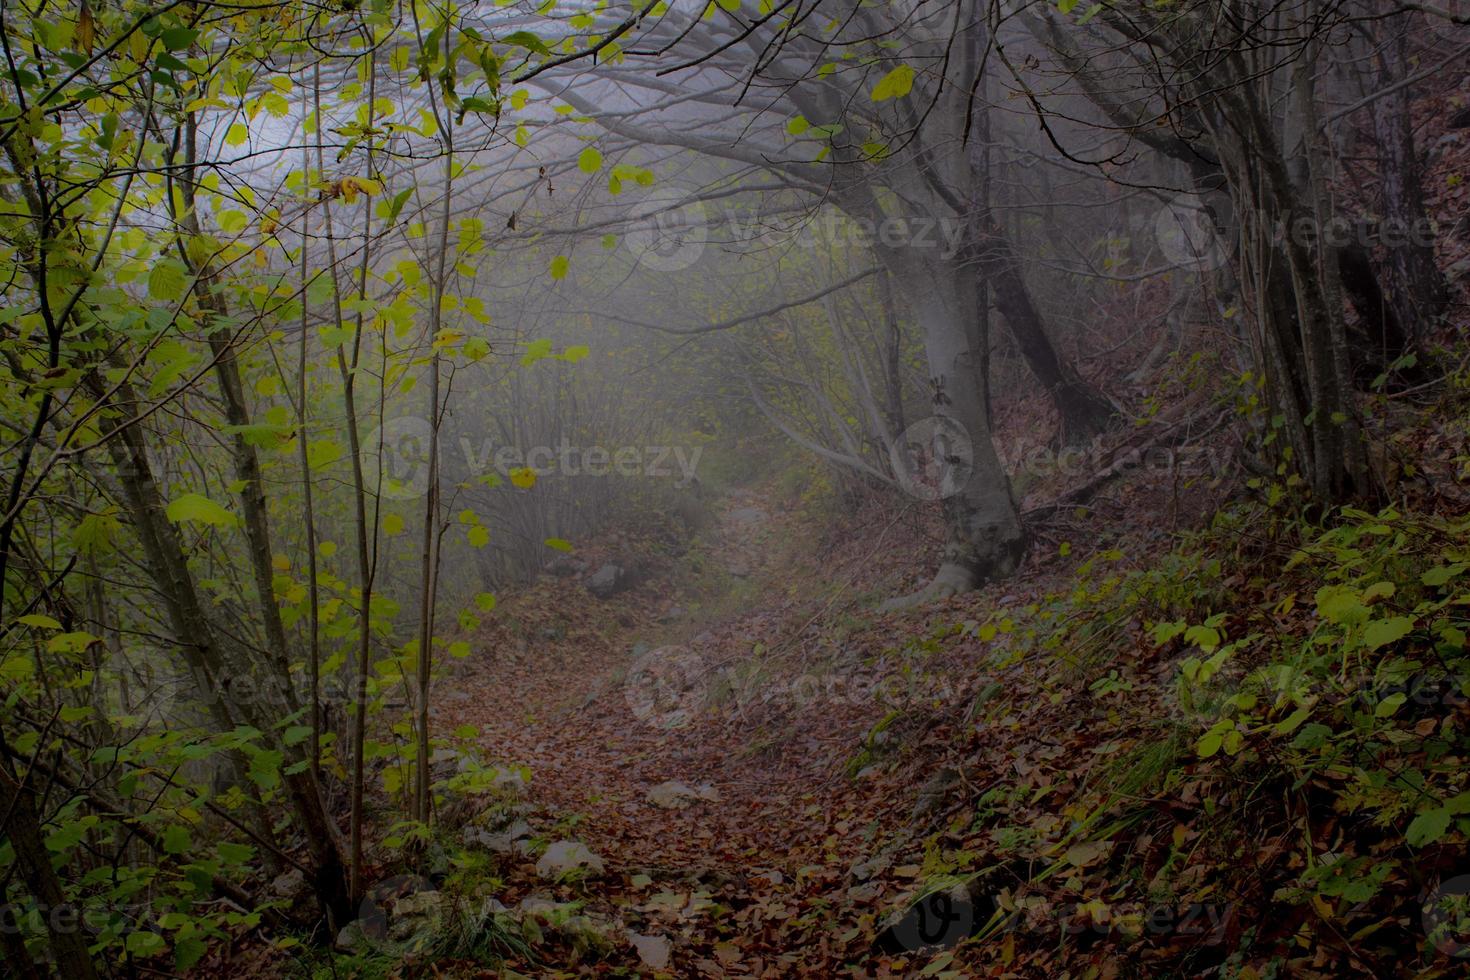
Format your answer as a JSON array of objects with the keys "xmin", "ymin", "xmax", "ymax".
[
  {"xmin": 148, "ymin": 259, "xmax": 189, "ymax": 301},
  {"xmin": 474, "ymin": 592, "xmax": 497, "ymax": 612},
  {"xmin": 225, "ymin": 122, "xmax": 248, "ymax": 147},
  {"xmin": 248, "ymin": 749, "xmax": 283, "ymax": 790},
  {"xmin": 160, "ymin": 27, "xmax": 199, "ymax": 52},
  {"xmin": 47, "ymin": 631, "xmax": 97, "ymax": 654},
  {"xmin": 1363, "ymin": 616, "xmax": 1414, "ymax": 651},
  {"xmin": 175, "ymin": 935, "xmax": 207, "ymax": 972},
  {"xmin": 163, "ymin": 824, "xmax": 192, "ymax": 855},
  {"xmin": 454, "ymin": 724, "xmax": 479, "ymax": 738},
  {"xmin": 1374, "ymin": 692, "xmax": 1407, "ymax": 718},
  {"xmin": 549, "ymin": 255, "xmax": 569, "ymax": 280},
  {"xmin": 127, "ymin": 930, "xmax": 167, "ymax": 956},
  {"xmin": 165, "ymin": 493, "xmax": 236, "ymax": 528},
  {"xmin": 217, "ymin": 209, "xmax": 248, "ymax": 234},
  {"xmin": 467, "ymin": 525, "xmax": 490, "ymax": 548},
  {"xmin": 786, "ymin": 115, "xmax": 810, "ymax": 136},
  {"xmin": 500, "ymin": 30, "xmax": 551, "ymax": 55},
  {"xmin": 1407, "ymin": 807, "xmax": 1452, "ymax": 847},
  {"xmin": 544, "ymin": 537, "xmax": 573, "ymax": 552},
  {"xmin": 217, "ymin": 841, "xmax": 255, "ymax": 865},
  {"xmin": 1422, "ymin": 563, "xmax": 1468, "ymax": 587},
  {"xmin": 578, "ymin": 146, "xmax": 603, "ymax": 173},
  {"xmin": 17, "ymin": 614, "xmax": 62, "ymax": 629},
  {"xmin": 1315, "ymin": 584, "xmax": 1367, "ymax": 626},
  {"xmin": 1273, "ymin": 706, "xmax": 1312, "ymax": 735},
  {"xmin": 870, "ymin": 64, "xmax": 915, "ymax": 102}
]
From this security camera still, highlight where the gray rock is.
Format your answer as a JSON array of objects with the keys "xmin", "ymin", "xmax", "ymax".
[
  {"xmin": 728, "ymin": 507, "xmax": 765, "ymax": 526},
  {"xmin": 535, "ymin": 840, "xmax": 605, "ymax": 879},
  {"xmin": 464, "ymin": 818, "xmax": 532, "ymax": 854},
  {"xmin": 335, "ymin": 920, "xmax": 365, "ymax": 951},
  {"xmin": 586, "ymin": 563, "xmax": 625, "ymax": 598},
  {"xmin": 628, "ymin": 931, "xmax": 672, "ymax": 970},
  {"xmin": 271, "ymin": 868, "xmax": 306, "ymax": 898},
  {"xmin": 646, "ymin": 780, "xmax": 720, "ymax": 810},
  {"xmin": 386, "ymin": 890, "xmax": 443, "ymax": 948},
  {"xmin": 518, "ymin": 897, "xmax": 619, "ymax": 958}
]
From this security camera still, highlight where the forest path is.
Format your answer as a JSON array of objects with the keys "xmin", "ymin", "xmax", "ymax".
[{"xmin": 440, "ymin": 484, "xmax": 915, "ymax": 975}]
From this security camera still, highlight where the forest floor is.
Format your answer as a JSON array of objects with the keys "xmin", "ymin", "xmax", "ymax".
[
  {"xmin": 437, "ymin": 485, "xmax": 937, "ymax": 976},
  {"xmin": 402, "ymin": 388, "xmax": 1470, "ymax": 980},
  {"xmin": 423, "ymin": 459, "xmax": 1245, "ymax": 978}
]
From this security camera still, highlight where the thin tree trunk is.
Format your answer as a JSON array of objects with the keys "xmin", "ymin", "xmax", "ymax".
[
  {"xmin": 93, "ymin": 373, "xmax": 354, "ymax": 924},
  {"xmin": 0, "ymin": 738, "xmax": 99, "ymax": 980},
  {"xmin": 974, "ymin": 218, "xmax": 1115, "ymax": 444},
  {"xmin": 412, "ymin": 9, "xmax": 454, "ymax": 822},
  {"xmin": 1369, "ymin": 18, "xmax": 1449, "ymax": 344}
]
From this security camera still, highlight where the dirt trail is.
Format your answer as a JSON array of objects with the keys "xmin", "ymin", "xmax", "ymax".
[{"xmin": 438, "ymin": 486, "xmax": 920, "ymax": 975}]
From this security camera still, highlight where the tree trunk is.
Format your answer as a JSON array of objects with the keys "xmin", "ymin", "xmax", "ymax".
[
  {"xmin": 881, "ymin": 252, "xmax": 1026, "ymax": 608},
  {"xmin": 93, "ymin": 375, "xmax": 353, "ymax": 926},
  {"xmin": 1370, "ymin": 21, "xmax": 1449, "ymax": 344},
  {"xmin": 0, "ymin": 741, "xmax": 100, "ymax": 980},
  {"xmin": 974, "ymin": 219, "xmax": 1115, "ymax": 444}
]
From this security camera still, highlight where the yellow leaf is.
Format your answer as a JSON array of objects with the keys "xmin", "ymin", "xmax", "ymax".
[{"xmin": 509, "ymin": 467, "xmax": 536, "ymax": 489}]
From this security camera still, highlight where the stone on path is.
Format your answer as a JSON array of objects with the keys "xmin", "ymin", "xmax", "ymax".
[
  {"xmin": 646, "ymin": 780, "xmax": 720, "ymax": 809},
  {"xmin": 535, "ymin": 840, "xmax": 605, "ymax": 879},
  {"xmin": 628, "ymin": 931, "xmax": 672, "ymax": 969}
]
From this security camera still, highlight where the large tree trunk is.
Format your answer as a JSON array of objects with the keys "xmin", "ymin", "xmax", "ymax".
[
  {"xmin": 882, "ymin": 252, "xmax": 1026, "ymax": 608},
  {"xmin": 1369, "ymin": 19, "xmax": 1449, "ymax": 345}
]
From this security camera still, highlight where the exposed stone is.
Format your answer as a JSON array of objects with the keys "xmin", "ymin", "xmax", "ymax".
[
  {"xmin": 628, "ymin": 931, "xmax": 673, "ymax": 969},
  {"xmin": 646, "ymin": 780, "xmax": 720, "ymax": 810},
  {"xmin": 535, "ymin": 840, "xmax": 605, "ymax": 879},
  {"xmin": 270, "ymin": 868, "xmax": 306, "ymax": 898},
  {"xmin": 464, "ymin": 818, "xmax": 532, "ymax": 854},
  {"xmin": 586, "ymin": 563, "xmax": 625, "ymax": 598},
  {"xmin": 517, "ymin": 896, "xmax": 619, "ymax": 959}
]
